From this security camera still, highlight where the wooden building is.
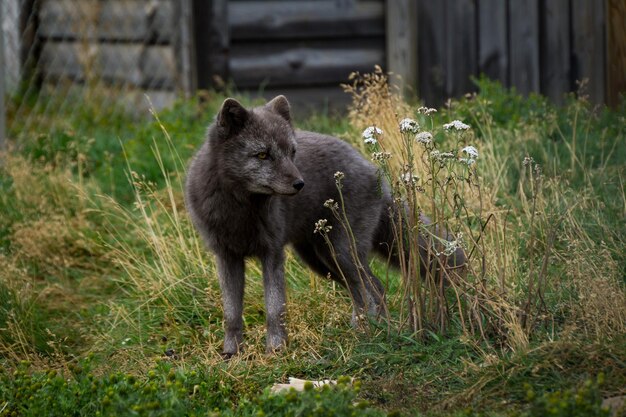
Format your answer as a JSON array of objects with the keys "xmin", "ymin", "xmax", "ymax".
[{"xmin": 6, "ymin": 0, "xmax": 626, "ymax": 112}]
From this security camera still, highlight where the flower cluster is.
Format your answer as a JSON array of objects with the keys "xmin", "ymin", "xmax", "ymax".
[
  {"xmin": 371, "ymin": 151, "xmax": 392, "ymax": 162},
  {"xmin": 314, "ymin": 219, "xmax": 332, "ymax": 234},
  {"xmin": 430, "ymin": 150, "xmax": 455, "ymax": 162},
  {"xmin": 334, "ymin": 171, "xmax": 345, "ymax": 188},
  {"xmin": 323, "ymin": 199, "xmax": 339, "ymax": 210},
  {"xmin": 362, "ymin": 126, "xmax": 383, "ymax": 144},
  {"xmin": 437, "ymin": 232, "xmax": 465, "ymax": 257},
  {"xmin": 459, "ymin": 145, "xmax": 479, "ymax": 166},
  {"xmin": 399, "ymin": 118, "xmax": 420, "ymax": 134},
  {"xmin": 400, "ymin": 172, "xmax": 419, "ymax": 185},
  {"xmin": 417, "ymin": 106, "xmax": 437, "ymax": 115},
  {"xmin": 415, "ymin": 131, "xmax": 433, "ymax": 144},
  {"xmin": 443, "ymin": 120, "xmax": 470, "ymax": 131}
]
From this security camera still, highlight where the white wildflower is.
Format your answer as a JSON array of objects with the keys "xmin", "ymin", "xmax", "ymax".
[
  {"xmin": 362, "ymin": 126, "xmax": 383, "ymax": 144},
  {"xmin": 372, "ymin": 151, "xmax": 392, "ymax": 162},
  {"xmin": 430, "ymin": 150, "xmax": 455, "ymax": 162},
  {"xmin": 443, "ymin": 120, "xmax": 470, "ymax": 131},
  {"xmin": 436, "ymin": 232, "xmax": 465, "ymax": 257},
  {"xmin": 323, "ymin": 199, "xmax": 338, "ymax": 210},
  {"xmin": 457, "ymin": 146, "xmax": 478, "ymax": 166},
  {"xmin": 523, "ymin": 156, "xmax": 535, "ymax": 166},
  {"xmin": 314, "ymin": 219, "xmax": 332, "ymax": 234},
  {"xmin": 399, "ymin": 118, "xmax": 419, "ymax": 134},
  {"xmin": 334, "ymin": 171, "xmax": 345, "ymax": 188},
  {"xmin": 461, "ymin": 145, "xmax": 479, "ymax": 159},
  {"xmin": 418, "ymin": 106, "xmax": 437, "ymax": 116},
  {"xmin": 400, "ymin": 172, "xmax": 419, "ymax": 185},
  {"xmin": 415, "ymin": 131, "xmax": 433, "ymax": 144}
]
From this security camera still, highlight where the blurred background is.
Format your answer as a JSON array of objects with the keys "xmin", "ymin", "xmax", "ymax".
[{"xmin": 1, "ymin": 0, "xmax": 624, "ymax": 143}]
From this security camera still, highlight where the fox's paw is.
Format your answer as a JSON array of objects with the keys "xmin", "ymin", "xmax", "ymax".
[
  {"xmin": 222, "ymin": 333, "xmax": 243, "ymax": 359},
  {"xmin": 265, "ymin": 331, "xmax": 288, "ymax": 354}
]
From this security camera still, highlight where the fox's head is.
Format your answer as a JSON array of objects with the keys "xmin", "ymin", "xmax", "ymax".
[{"xmin": 213, "ymin": 95, "xmax": 304, "ymax": 196}]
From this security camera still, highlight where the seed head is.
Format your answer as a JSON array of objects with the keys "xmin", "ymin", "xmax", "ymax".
[
  {"xmin": 372, "ymin": 151, "xmax": 392, "ymax": 162},
  {"xmin": 314, "ymin": 219, "xmax": 332, "ymax": 234}
]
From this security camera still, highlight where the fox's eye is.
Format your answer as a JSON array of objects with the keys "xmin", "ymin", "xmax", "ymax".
[
  {"xmin": 257, "ymin": 152, "xmax": 268, "ymax": 160},
  {"xmin": 291, "ymin": 149, "xmax": 296, "ymax": 158}
]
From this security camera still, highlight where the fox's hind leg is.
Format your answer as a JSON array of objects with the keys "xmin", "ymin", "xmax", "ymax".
[
  {"xmin": 337, "ymin": 250, "xmax": 387, "ymax": 327},
  {"xmin": 300, "ymin": 240, "xmax": 386, "ymax": 326}
]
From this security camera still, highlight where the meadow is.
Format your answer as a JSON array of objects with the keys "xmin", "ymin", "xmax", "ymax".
[{"xmin": 1, "ymin": 73, "xmax": 625, "ymax": 416}]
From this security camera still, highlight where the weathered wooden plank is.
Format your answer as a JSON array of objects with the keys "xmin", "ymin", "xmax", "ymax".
[
  {"xmin": 172, "ymin": 0, "xmax": 196, "ymax": 95},
  {"xmin": 193, "ymin": 0, "xmax": 229, "ymax": 90},
  {"xmin": 540, "ymin": 0, "xmax": 570, "ymax": 104},
  {"xmin": 478, "ymin": 0, "xmax": 508, "ymax": 85},
  {"xmin": 229, "ymin": 1, "xmax": 385, "ymax": 40},
  {"xmin": 386, "ymin": 0, "xmax": 417, "ymax": 96},
  {"xmin": 446, "ymin": 0, "xmax": 477, "ymax": 97},
  {"xmin": 607, "ymin": 0, "xmax": 626, "ymax": 107},
  {"xmin": 20, "ymin": 0, "xmax": 42, "ymax": 89},
  {"xmin": 0, "ymin": 2, "xmax": 6, "ymax": 148},
  {"xmin": 509, "ymin": 0, "xmax": 540, "ymax": 95},
  {"xmin": 38, "ymin": 0, "xmax": 173, "ymax": 43},
  {"xmin": 572, "ymin": 0, "xmax": 606, "ymax": 104},
  {"xmin": 230, "ymin": 43, "xmax": 384, "ymax": 88},
  {"xmin": 39, "ymin": 41, "xmax": 176, "ymax": 89},
  {"xmin": 417, "ymin": 0, "xmax": 446, "ymax": 106},
  {"xmin": 1, "ymin": 0, "xmax": 22, "ymax": 93}
]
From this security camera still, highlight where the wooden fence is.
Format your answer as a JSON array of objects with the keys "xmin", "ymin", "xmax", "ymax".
[
  {"xmin": 199, "ymin": 0, "xmax": 624, "ymax": 107},
  {"xmin": 13, "ymin": 0, "xmax": 191, "ymax": 112},
  {"xmin": 391, "ymin": 0, "xmax": 625, "ymax": 107},
  {"xmin": 194, "ymin": 0, "xmax": 386, "ymax": 110},
  {"xmin": 6, "ymin": 0, "xmax": 625, "ymax": 117}
]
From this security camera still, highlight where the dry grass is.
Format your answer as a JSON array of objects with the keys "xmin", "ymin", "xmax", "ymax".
[{"xmin": 340, "ymin": 68, "xmax": 625, "ymax": 355}]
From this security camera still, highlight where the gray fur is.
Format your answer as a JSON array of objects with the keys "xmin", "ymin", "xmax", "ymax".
[{"xmin": 185, "ymin": 96, "xmax": 465, "ymax": 355}]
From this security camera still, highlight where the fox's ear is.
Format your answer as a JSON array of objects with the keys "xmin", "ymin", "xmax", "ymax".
[
  {"xmin": 218, "ymin": 98, "xmax": 248, "ymax": 135},
  {"xmin": 266, "ymin": 95, "xmax": 291, "ymax": 123}
]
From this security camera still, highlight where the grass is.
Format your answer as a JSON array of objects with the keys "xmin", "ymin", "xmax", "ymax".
[{"xmin": 1, "ymin": 76, "xmax": 625, "ymax": 416}]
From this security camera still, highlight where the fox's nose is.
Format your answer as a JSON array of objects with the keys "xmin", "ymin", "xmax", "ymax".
[{"xmin": 292, "ymin": 179, "xmax": 305, "ymax": 191}]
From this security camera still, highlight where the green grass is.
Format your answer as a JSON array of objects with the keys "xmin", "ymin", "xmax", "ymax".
[{"xmin": 1, "ymin": 79, "xmax": 625, "ymax": 416}]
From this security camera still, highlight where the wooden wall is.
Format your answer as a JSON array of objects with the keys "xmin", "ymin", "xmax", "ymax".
[
  {"xmin": 224, "ymin": 0, "xmax": 385, "ymax": 110},
  {"xmin": 410, "ymin": 0, "xmax": 615, "ymax": 107},
  {"xmin": 31, "ymin": 0, "xmax": 188, "ymax": 110},
  {"xmin": 20, "ymin": 0, "xmax": 623, "ymax": 113}
]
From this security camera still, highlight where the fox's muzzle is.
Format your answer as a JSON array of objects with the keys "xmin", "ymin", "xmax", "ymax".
[{"xmin": 292, "ymin": 179, "xmax": 305, "ymax": 191}]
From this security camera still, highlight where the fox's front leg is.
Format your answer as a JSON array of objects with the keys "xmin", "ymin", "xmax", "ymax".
[
  {"xmin": 262, "ymin": 251, "xmax": 288, "ymax": 352},
  {"xmin": 216, "ymin": 252, "xmax": 245, "ymax": 357}
]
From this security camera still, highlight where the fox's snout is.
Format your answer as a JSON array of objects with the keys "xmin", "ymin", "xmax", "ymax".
[{"xmin": 292, "ymin": 179, "xmax": 305, "ymax": 191}]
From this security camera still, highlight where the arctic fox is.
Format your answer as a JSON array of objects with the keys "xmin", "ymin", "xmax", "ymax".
[{"xmin": 185, "ymin": 96, "xmax": 464, "ymax": 356}]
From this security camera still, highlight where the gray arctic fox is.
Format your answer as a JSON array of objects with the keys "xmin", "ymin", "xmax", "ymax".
[{"xmin": 185, "ymin": 95, "xmax": 465, "ymax": 356}]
